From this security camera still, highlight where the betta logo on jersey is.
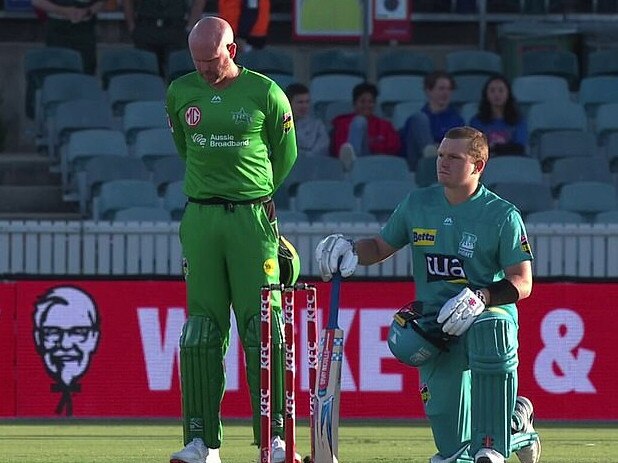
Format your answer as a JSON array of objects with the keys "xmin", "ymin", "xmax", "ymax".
[
  {"xmin": 425, "ymin": 254, "xmax": 468, "ymax": 283},
  {"xmin": 412, "ymin": 228, "xmax": 437, "ymax": 246},
  {"xmin": 282, "ymin": 112, "xmax": 293, "ymax": 133},
  {"xmin": 185, "ymin": 106, "xmax": 201, "ymax": 127},
  {"xmin": 520, "ymin": 234, "xmax": 531, "ymax": 254}
]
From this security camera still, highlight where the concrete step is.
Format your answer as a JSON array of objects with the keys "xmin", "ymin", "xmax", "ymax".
[
  {"xmin": 0, "ymin": 185, "xmax": 78, "ymax": 214},
  {"xmin": 0, "ymin": 153, "xmax": 59, "ymax": 186}
]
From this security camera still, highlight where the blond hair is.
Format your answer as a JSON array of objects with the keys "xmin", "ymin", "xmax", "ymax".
[{"xmin": 444, "ymin": 126, "xmax": 489, "ymax": 163}]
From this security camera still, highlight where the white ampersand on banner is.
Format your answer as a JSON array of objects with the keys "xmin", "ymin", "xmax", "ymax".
[{"xmin": 534, "ymin": 309, "xmax": 596, "ymax": 393}]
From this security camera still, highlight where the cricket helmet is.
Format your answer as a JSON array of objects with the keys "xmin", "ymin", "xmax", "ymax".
[
  {"xmin": 387, "ymin": 316, "xmax": 443, "ymax": 367},
  {"xmin": 278, "ymin": 235, "xmax": 300, "ymax": 286}
]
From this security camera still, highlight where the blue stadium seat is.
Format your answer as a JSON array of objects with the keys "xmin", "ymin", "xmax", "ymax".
[
  {"xmin": 587, "ymin": 49, "xmax": 618, "ymax": 77},
  {"xmin": 96, "ymin": 179, "xmax": 160, "ymax": 220},
  {"xmin": 578, "ymin": 76, "xmax": 618, "ymax": 118},
  {"xmin": 276, "ymin": 210, "xmax": 310, "ymax": 223},
  {"xmin": 492, "ymin": 182, "xmax": 554, "ymax": 216},
  {"xmin": 310, "ymin": 74, "xmax": 364, "ymax": 120},
  {"xmin": 521, "ymin": 50, "xmax": 579, "ymax": 89},
  {"xmin": 550, "ymin": 157, "xmax": 613, "ymax": 196},
  {"xmin": 605, "ymin": 132, "xmax": 618, "ymax": 172},
  {"xmin": 512, "ymin": 75, "xmax": 570, "ymax": 114},
  {"xmin": 415, "ymin": 156, "xmax": 438, "ymax": 187},
  {"xmin": 163, "ymin": 180, "xmax": 187, "ymax": 221},
  {"xmin": 376, "ymin": 50, "xmax": 434, "ymax": 78},
  {"xmin": 295, "ymin": 180, "xmax": 356, "ymax": 220},
  {"xmin": 446, "ymin": 50, "xmax": 502, "ymax": 76},
  {"xmin": 527, "ymin": 101, "xmax": 588, "ymax": 146},
  {"xmin": 236, "ymin": 48, "xmax": 294, "ymax": 75},
  {"xmin": 594, "ymin": 210, "xmax": 618, "ymax": 224},
  {"xmin": 392, "ymin": 100, "xmax": 426, "ymax": 130},
  {"xmin": 114, "ymin": 206, "xmax": 172, "ymax": 222},
  {"xmin": 452, "ymin": 75, "xmax": 489, "ymax": 106},
  {"xmin": 167, "ymin": 48, "xmax": 194, "ymax": 82},
  {"xmin": 151, "ymin": 156, "xmax": 185, "ymax": 193},
  {"xmin": 377, "ymin": 75, "xmax": 425, "ymax": 117},
  {"xmin": 133, "ymin": 127, "xmax": 178, "ymax": 166},
  {"xmin": 525, "ymin": 209, "xmax": 585, "ymax": 225},
  {"xmin": 481, "ymin": 156, "xmax": 544, "ymax": 187},
  {"xmin": 558, "ymin": 181, "xmax": 617, "ymax": 216},
  {"xmin": 323, "ymin": 101, "xmax": 354, "ymax": 128},
  {"xmin": 361, "ymin": 180, "xmax": 413, "ymax": 222},
  {"xmin": 107, "ymin": 73, "xmax": 166, "ymax": 116},
  {"xmin": 123, "ymin": 101, "xmax": 168, "ymax": 145},
  {"xmin": 595, "ymin": 103, "xmax": 618, "ymax": 143},
  {"xmin": 100, "ymin": 48, "xmax": 159, "ymax": 88},
  {"xmin": 320, "ymin": 211, "xmax": 377, "ymax": 223},
  {"xmin": 537, "ymin": 131, "xmax": 597, "ymax": 172},
  {"xmin": 349, "ymin": 156, "xmax": 410, "ymax": 193},
  {"xmin": 310, "ymin": 49, "xmax": 365, "ymax": 78},
  {"xmin": 283, "ymin": 156, "xmax": 345, "ymax": 195},
  {"xmin": 460, "ymin": 102, "xmax": 479, "ymax": 124}
]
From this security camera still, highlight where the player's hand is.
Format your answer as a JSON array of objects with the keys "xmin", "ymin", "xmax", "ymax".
[
  {"xmin": 315, "ymin": 234, "xmax": 358, "ymax": 282},
  {"xmin": 437, "ymin": 288, "xmax": 485, "ymax": 336}
]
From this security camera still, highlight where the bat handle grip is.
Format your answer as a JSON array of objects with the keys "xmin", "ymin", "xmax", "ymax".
[{"xmin": 328, "ymin": 271, "xmax": 341, "ymax": 329}]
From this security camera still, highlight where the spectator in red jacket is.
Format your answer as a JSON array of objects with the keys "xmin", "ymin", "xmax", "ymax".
[{"xmin": 332, "ymin": 82, "xmax": 401, "ymax": 171}]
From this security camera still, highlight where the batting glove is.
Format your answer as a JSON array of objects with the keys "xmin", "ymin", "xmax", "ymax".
[
  {"xmin": 437, "ymin": 288, "xmax": 485, "ymax": 336},
  {"xmin": 315, "ymin": 233, "xmax": 358, "ymax": 282}
]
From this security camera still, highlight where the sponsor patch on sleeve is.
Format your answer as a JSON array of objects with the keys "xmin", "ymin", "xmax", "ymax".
[
  {"xmin": 520, "ymin": 234, "xmax": 531, "ymax": 254},
  {"xmin": 282, "ymin": 112, "xmax": 293, "ymax": 133}
]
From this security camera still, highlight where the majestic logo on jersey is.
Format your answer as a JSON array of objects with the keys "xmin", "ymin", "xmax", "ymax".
[
  {"xmin": 520, "ymin": 234, "xmax": 531, "ymax": 254},
  {"xmin": 282, "ymin": 112, "xmax": 293, "ymax": 133},
  {"xmin": 412, "ymin": 228, "xmax": 437, "ymax": 246},
  {"xmin": 210, "ymin": 95, "xmax": 222, "ymax": 104},
  {"xmin": 185, "ymin": 106, "xmax": 201, "ymax": 126},
  {"xmin": 458, "ymin": 232, "xmax": 477, "ymax": 258},
  {"xmin": 232, "ymin": 107, "xmax": 252, "ymax": 125},
  {"xmin": 425, "ymin": 254, "xmax": 468, "ymax": 283}
]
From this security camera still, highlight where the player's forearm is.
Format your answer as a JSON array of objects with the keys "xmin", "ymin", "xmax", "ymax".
[
  {"xmin": 355, "ymin": 237, "xmax": 391, "ymax": 266},
  {"xmin": 271, "ymin": 149, "xmax": 297, "ymax": 191}
]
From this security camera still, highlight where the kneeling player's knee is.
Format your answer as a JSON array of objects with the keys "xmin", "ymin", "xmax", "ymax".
[{"xmin": 468, "ymin": 314, "xmax": 518, "ymax": 374}]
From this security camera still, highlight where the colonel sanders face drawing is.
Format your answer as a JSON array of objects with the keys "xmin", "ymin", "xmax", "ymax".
[{"xmin": 33, "ymin": 286, "xmax": 101, "ymax": 416}]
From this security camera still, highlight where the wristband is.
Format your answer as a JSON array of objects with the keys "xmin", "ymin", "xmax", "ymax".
[
  {"xmin": 474, "ymin": 289, "xmax": 487, "ymax": 305},
  {"xmin": 486, "ymin": 279, "xmax": 519, "ymax": 305}
]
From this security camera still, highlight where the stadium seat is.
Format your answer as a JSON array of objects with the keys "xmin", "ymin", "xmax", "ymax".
[
  {"xmin": 236, "ymin": 47, "xmax": 294, "ymax": 76},
  {"xmin": 100, "ymin": 48, "xmax": 159, "ymax": 88},
  {"xmin": 525, "ymin": 209, "xmax": 585, "ymax": 224},
  {"xmin": 276, "ymin": 210, "xmax": 310, "ymax": 223},
  {"xmin": 550, "ymin": 157, "xmax": 613, "ymax": 195},
  {"xmin": 123, "ymin": 101, "xmax": 168, "ymax": 145},
  {"xmin": 594, "ymin": 103, "xmax": 618, "ymax": 143},
  {"xmin": 376, "ymin": 50, "xmax": 434, "ymax": 78},
  {"xmin": 283, "ymin": 155, "xmax": 345, "ymax": 195},
  {"xmin": 492, "ymin": 182, "xmax": 554, "ymax": 216},
  {"xmin": 163, "ymin": 180, "xmax": 186, "ymax": 221},
  {"xmin": 361, "ymin": 180, "xmax": 412, "ymax": 222},
  {"xmin": 445, "ymin": 50, "xmax": 502, "ymax": 76},
  {"xmin": 459, "ymin": 102, "xmax": 479, "ymax": 124},
  {"xmin": 167, "ymin": 48, "xmax": 194, "ymax": 82},
  {"xmin": 151, "ymin": 156, "xmax": 186, "ymax": 193},
  {"xmin": 594, "ymin": 210, "xmax": 618, "ymax": 224},
  {"xmin": 512, "ymin": 75, "xmax": 570, "ymax": 114},
  {"xmin": 415, "ymin": 156, "xmax": 438, "ymax": 187},
  {"xmin": 95, "ymin": 179, "xmax": 160, "ymax": 221},
  {"xmin": 76, "ymin": 156, "xmax": 150, "ymax": 213},
  {"xmin": 310, "ymin": 74, "xmax": 364, "ymax": 120},
  {"xmin": 578, "ymin": 76, "xmax": 618, "ymax": 118},
  {"xmin": 537, "ymin": 131, "xmax": 597, "ymax": 172},
  {"xmin": 50, "ymin": 98, "xmax": 114, "ymax": 159},
  {"xmin": 587, "ymin": 49, "xmax": 618, "ymax": 77},
  {"xmin": 323, "ymin": 101, "xmax": 354, "ymax": 128},
  {"xmin": 295, "ymin": 180, "xmax": 356, "ymax": 220},
  {"xmin": 377, "ymin": 75, "xmax": 425, "ymax": 117},
  {"xmin": 24, "ymin": 46, "xmax": 84, "ymax": 119},
  {"xmin": 310, "ymin": 49, "xmax": 366, "ymax": 78},
  {"xmin": 604, "ymin": 132, "xmax": 618, "ymax": 172},
  {"xmin": 107, "ymin": 73, "xmax": 166, "ymax": 116},
  {"xmin": 133, "ymin": 127, "xmax": 178, "ymax": 166},
  {"xmin": 558, "ymin": 181, "xmax": 617, "ymax": 216},
  {"xmin": 392, "ymin": 100, "xmax": 426, "ymax": 130},
  {"xmin": 273, "ymin": 184, "xmax": 290, "ymax": 209},
  {"xmin": 521, "ymin": 50, "xmax": 579, "ymax": 89},
  {"xmin": 349, "ymin": 156, "xmax": 410, "ymax": 193},
  {"xmin": 268, "ymin": 73, "xmax": 294, "ymax": 90},
  {"xmin": 114, "ymin": 206, "xmax": 172, "ymax": 222},
  {"xmin": 527, "ymin": 101, "xmax": 588, "ymax": 146},
  {"xmin": 320, "ymin": 211, "xmax": 377, "ymax": 223},
  {"xmin": 452, "ymin": 75, "xmax": 489, "ymax": 106},
  {"xmin": 481, "ymin": 156, "xmax": 543, "ymax": 187}
]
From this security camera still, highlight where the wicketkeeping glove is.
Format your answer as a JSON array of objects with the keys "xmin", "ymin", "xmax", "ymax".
[
  {"xmin": 314, "ymin": 233, "xmax": 358, "ymax": 282},
  {"xmin": 437, "ymin": 288, "xmax": 485, "ymax": 336}
]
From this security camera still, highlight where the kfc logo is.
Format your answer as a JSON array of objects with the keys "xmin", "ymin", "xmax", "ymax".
[{"xmin": 33, "ymin": 286, "xmax": 101, "ymax": 416}]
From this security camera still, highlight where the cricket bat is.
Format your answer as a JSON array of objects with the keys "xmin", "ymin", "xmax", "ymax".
[{"xmin": 313, "ymin": 272, "xmax": 343, "ymax": 463}]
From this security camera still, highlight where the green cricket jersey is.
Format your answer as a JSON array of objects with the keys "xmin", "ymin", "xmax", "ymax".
[
  {"xmin": 381, "ymin": 184, "xmax": 533, "ymax": 319},
  {"xmin": 166, "ymin": 68, "xmax": 297, "ymax": 200}
]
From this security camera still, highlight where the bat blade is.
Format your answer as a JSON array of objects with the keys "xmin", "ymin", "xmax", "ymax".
[{"xmin": 313, "ymin": 273, "xmax": 342, "ymax": 463}]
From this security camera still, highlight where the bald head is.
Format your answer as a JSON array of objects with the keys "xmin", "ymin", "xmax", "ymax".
[{"xmin": 188, "ymin": 16, "xmax": 239, "ymax": 88}]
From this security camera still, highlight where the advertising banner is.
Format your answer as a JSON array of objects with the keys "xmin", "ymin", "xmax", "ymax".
[{"xmin": 2, "ymin": 280, "xmax": 617, "ymax": 420}]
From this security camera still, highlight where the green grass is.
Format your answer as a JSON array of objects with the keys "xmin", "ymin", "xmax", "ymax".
[{"xmin": 0, "ymin": 420, "xmax": 616, "ymax": 462}]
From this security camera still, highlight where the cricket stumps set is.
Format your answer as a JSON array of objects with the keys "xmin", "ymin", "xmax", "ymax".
[{"xmin": 260, "ymin": 276, "xmax": 343, "ymax": 463}]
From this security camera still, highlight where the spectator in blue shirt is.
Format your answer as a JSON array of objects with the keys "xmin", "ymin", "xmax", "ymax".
[
  {"xmin": 400, "ymin": 71, "xmax": 464, "ymax": 170},
  {"xmin": 470, "ymin": 74, "xmax": 528, "ymax": 156}
]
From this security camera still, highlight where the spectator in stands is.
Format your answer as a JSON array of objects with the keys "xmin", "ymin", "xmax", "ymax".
[
  {"xmin": 32, "ymin": 0, "xmax": 106, "ymax": 74},
  {"xmin": 219, "ymin": 0, "xmax": 270, "ymax": 51},
  {"xmin": 470, "ymin": 74, "xmax": 528, "ymax": 156},
  {"xmin": 123, "ymin": 0, "xmax": 206, "ymax": 76},
  {"xmin": 400, "ymin": 71, "xmax": 464, "ymax": 171},
  {"xmin": 332, "ymin": 82, "xmax": 401, "ymax": 171},
  {"xmin": 286, "ymin": 83, "xmax": 329, "ymax": 158}
]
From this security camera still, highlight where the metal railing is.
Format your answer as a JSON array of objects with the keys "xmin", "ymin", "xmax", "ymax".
[{"xmin": 1, "ymin": 220, "xmax": 617, "ymax": 278}]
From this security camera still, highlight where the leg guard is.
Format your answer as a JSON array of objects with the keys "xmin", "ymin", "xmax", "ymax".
[
  {"xmin": 467, "ymin": 311, "xmax": 519, "ymax": 459},
  {"xmin": 179, "ymin": 315, "xmax": 227, "ymax": 448},
  {"xmin": 243, "ymin": 311, "xmax": 285, "ymax": 445}
]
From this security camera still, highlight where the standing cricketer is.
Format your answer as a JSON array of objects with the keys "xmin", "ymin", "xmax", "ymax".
[
  {"xmin": 166, "ymin": 16, "xmax": 297, "ymax": 463},
  {"xmin": 315, "ymin": 126, "xmax": 541, "ymax": 463}
]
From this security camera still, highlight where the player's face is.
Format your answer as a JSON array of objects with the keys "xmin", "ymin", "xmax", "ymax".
[
  {"xmin": 426, "ymin": 77, "xmax": 453, "ymax": 110},
  {"xmin": 486, "ymin": 79, "xmax": 508, "ymax": 108},
  {"xmin": 291, "ymin": 93, "xmax": 311, "ymax": 118},
  {"xmin": 436, "ymin": 138, "xmax": 478, "ymax": 187},
  {"xmin": 191, "ymin": 42, "xmax": 235, "ymax": 86},
  {"xmin": 354, "ymin": 92, "xmax": 375, "ymax": 117}
]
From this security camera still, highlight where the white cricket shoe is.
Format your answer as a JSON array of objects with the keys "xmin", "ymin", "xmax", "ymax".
[
  {"xmin": 338, "ymin": 142, "xmax": 356, "ymax": 172},
  {"xmin": 205, "ymin": 448, "xmax": 221, "ymax": 463},
  {"xmin": 170, "ymin": 437, "xmax": 209, "ymax": 463},
  {"xmin": 264, "ymin": 436, "xmax": 301, "ymax": 463},
  {"xmin": 513, "ymin": 396, "xmax": 541, "ymax": 463},
  {"xmin": 474, "ymin": 447, "xmax": 505, "ymax": 463}
]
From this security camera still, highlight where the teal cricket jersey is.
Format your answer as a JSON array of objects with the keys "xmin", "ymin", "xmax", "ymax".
[
  {"xmin": 165, "ymin": 67, "xmax": 297, "ymax": 200},
  {"xmin": 381, "ymin": 184, "xmax": 533, "ymax": 320}
]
